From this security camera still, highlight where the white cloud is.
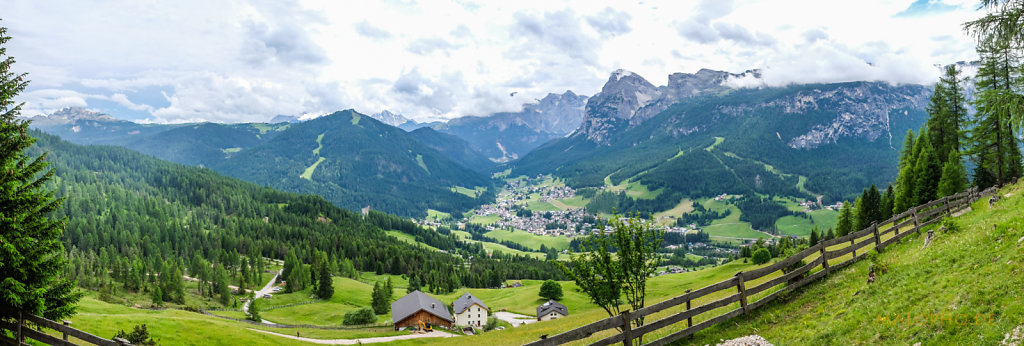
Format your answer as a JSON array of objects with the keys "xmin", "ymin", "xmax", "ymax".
[{"xmin": 4, "ymin": 0, "xmax": 982, "ymax": 123}]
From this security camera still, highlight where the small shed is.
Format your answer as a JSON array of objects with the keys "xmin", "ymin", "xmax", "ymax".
[
  {"xmin": 452, "ymin": 292, "xmax": 489, "ymax": 327},
  {"xmin": 391, "ymin": 290, "xmax": 453, "ymax": 330},
  {"xmin": 536, "ymin": 299, "xmax": 569, "ymax": 321}
]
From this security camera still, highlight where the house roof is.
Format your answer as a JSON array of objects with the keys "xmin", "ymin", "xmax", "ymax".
[
  {"xmin": 536, "ymin": 299, "xmax": 569, "ymax": 317},
  {"xmin": 452, "ymin": 292, "xmax": 489, "ymax": 314},
  {"xmin": 391, "ymin": 290, "xmax": 453, "ymax": 324}
]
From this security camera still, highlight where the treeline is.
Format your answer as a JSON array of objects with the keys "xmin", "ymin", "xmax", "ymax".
[{"xmin": 30, "ymin": 131, "xmax": 559, "ymax": 306}]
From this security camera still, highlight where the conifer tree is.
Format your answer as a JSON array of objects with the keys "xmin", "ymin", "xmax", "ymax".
[
  {"xmin": 836, "ymin": 201, "xmax": 854, "ymax": 237},
  {"xmin": 938, "ymin": 150, "xmax": 969, "ymax": 196},
  {"xmin": 0, "ymin": 22, "xmax": 82, "ymax": 321},
  {"xmin": 825, "ymin": 227, "xmax": 835, "ymax": 241},
  {"xmin": 881, "ymin": 184, "xmax": 895, "ymax": 220},
  {"xmin": 927, "ymin": 64, "xmax": 969, "ymax": 160},
  {"xmin": 316, "ymin": 262, "xmax": 334, "ymax": 299},
  {"xmin": 894, "ymin": 130, "xmax": 918, "ymax": 213},
  {"xmin": 969, "ymin": 39, "xmax": 1022, "ymax": 186},
  {"xmin": 809, "ymin": 227, "xmax": 820, "ymax": 245},
  {"xmin": 912, "ymin": 133, "xmax": 942, "ymax": 204}
]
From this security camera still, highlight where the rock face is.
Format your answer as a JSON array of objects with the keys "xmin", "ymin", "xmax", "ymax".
[
  {"xmin": 785, "ymin": 84, "xmax": 930, "ymax": 149},
  {"xmin": 574, "ymin": 68, "xmax": 929, "ymax": 149},
  {"xmin": 28, "ymin": 107, "xmax": 116, "ymax": 126},
  {"xmin": 370, "ymin": 110, "xmax": 414, "ymax": 127},
  {"xmin": 435, "ymin": 90, "xmax": 588, "ymax": 162}
]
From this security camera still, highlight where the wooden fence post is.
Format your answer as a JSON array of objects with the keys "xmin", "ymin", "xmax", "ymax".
[
  {"xmin": 621, "ymin": 310, "xmax": 632, "ymax": 346},
  {"xmin": 911, "ymin": 207, "xmax": 920, "ymax": 233},
  {"xmin": 872, "ymin": 222, "xmax": 882, "ymax": 252},
  {"xmin": 17, "ymin": 310, "xmax": 23, "ymax": 344},
  {"xmin": 850, "ymin": 236, "xmax": 857, "ymax": 258},
  {"xmin": 63, "ymin": 320, "xmax": 71, "ymax": 342},
  {"xmin": 820, "ymin": 245, "xmax": 830, "ymax": 274},
  {"xmin": 685, "ymin": 289, "xmax": 693, "ymax": 329},
  {"xmin": 735, "ymin": 272, "xmax": 748, "ymax": 312}
]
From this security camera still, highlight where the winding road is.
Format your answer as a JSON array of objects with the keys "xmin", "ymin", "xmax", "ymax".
[{"xmin": 244, "ymin": 270, "xmax": 281, "ymax": 324}]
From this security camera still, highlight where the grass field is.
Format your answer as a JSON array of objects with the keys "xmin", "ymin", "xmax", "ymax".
[
  {"xmin": 652, "ymin": 198, "xmax": 694, "ymax": 225},
  {"xmin": 775, "ymin": 209, "xmax": 839, "ymax": 237},
  {"xmin": 686, "ymin": 182, "xmax": 1024, "ymax": 345},
  {"xmin": 523, "ymin": 200, "xmax": 560, "ymax": 212},
  {"xmin": 469, "ymin": 213, "xmax": 500, "ymax": 225},
  {"xmin": 299, "ymin": 157, "xmax": 325, "ymax": 181},
  {"xmin": 425, "ymin": 209, "xmax": 451, "ymax": 221},
  {"xmin": 260, "ymin": 277, "xmax": 392, "ymax": 325},
  {"xmin": 451, "ymin": 185, "xmax": 487, "ymax": 198},
  {"xmin": 484, "ymin": 229, "xmax": 571, "ymax": 251},
  {"xmin": 385, "ymin": 230, "xmax": 441, "ymax": 251}
]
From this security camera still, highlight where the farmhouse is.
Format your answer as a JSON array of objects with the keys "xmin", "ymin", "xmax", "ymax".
[
  {"xmin": 391, "ymin": 290, "xmax": 453, "ymax": 330},
  {"xmin": 452, "ymin": 292, "xmax": 489, "ymax": 327},
  {"xmin": 536, "ymin": 299, "xmax": 569, "ymax": 321}
]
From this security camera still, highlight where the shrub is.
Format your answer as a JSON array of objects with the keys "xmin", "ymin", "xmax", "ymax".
[
  {"xmin": 752, "ymin": 248, "xmax": 772, "ymax": 265},
  {"xmin": 113, "ymin": 324, "xmax": 157, "ymax": 345},
  {"xmin": 343, "ymin": 307, "xmax": 377, "ymax": 325}
]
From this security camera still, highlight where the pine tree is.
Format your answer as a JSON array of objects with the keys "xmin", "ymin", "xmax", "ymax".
[
  {"xmin": 912, "ymin": 133, "xmax": 942, "ymax": 204},
  {"xmin": 881, "ymin": 184, "xmax": 895, "ymax": 221},
  {"xmin": 970, "ymin": 39, "xmax": 1022, "ymax": 186},
  {"xmin": 894, "ymin": 130, "xmax": 918, "ymax": 213},
  {"xmin": 0, "ymin": 23, "xmax": 83, "ymax": 321},
  {"xmin": 315, "ymin": 263, "xmax": 334, "ymax": 299},
  {"xmin": 825, "ymin": 227, "xmax": 835, "ymax": 241},
  {"xmin": 809, "ymin": 227, "xmax": 820, "ymax": 245},
  {"xmin": 938, "ymin": 150, "xmax": 969, "ymax": 197},
  {"xmin": 836, "ymin": 201, "xmax": 854, "ymax": 237},
  {"xmin": 855, "ymin": 185, "xmax": 882, "ymax": 232},
  {"xmin": 927, "ymin": 64, "xmax": 969, "ymax": 160}
]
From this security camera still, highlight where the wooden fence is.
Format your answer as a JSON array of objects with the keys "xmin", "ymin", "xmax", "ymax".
[
  {"xmin": 527, "ymin": 185, "xmax": 998, "ymax": 346},
  {"xmin": 0, "ymin": 309, "xmax": 131, "ymax": 346}
]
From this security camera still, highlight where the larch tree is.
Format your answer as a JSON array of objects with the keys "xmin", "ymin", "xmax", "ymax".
[{"xmin": 0, "ymin": 22, "xmax": 82, "ymax": 322}]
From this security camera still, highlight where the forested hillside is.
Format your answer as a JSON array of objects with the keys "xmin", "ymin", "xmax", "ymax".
[
  {"xmin": 28, "ymin": 131, "xmax": 560, "ymax": 306},
  {"xmin": 514, "ymin": 82, "xmax": 930, "ymax": 207},
  {"xmin": 213, "ymin": 110, "xmax": 495, "ymax": 218}
]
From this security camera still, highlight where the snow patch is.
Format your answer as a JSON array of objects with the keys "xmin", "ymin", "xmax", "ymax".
[{"xmin": 612, "ymin": 69, "xmax": 635, "ymax": 81}]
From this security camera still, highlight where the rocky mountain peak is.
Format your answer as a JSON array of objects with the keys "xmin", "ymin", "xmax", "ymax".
[{"xmin": 370, "ymin": 110, "xmax": 413, "ymax": 127}]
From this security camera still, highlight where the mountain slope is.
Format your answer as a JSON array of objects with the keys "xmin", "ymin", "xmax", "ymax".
[
  {"xmin": 433, "ymin": 91, "xmax": 588, "ymax": 162},
  {"xmin": 513, "ymin": 73, "xmax": 930, "ymax": 206},
  {"xmin": 408, "ymin": 127, "xmax": 494, "ymax": 172},
  {"xmin": 690, "ymin": 181, "xmax": 1024, "ymax": 345},
  {"xmin": 214, "ymin": 109, "xmax": 494, "ymax": 217}
]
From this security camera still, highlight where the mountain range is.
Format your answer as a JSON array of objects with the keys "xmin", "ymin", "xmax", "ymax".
[{"xmin": 30, "ymin": 67, "xmax": 935, "ymax": 218}]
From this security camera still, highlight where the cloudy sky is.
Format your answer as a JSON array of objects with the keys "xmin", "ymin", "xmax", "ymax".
[{"xmin": 6, "ymin": 0, "xmax": 983, "ymax": 123}]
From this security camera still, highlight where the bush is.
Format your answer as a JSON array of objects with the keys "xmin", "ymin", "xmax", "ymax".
[
  {"xmin": 343, "ymin": 307, "xmax": 377, "ymax": 325},
  {"xmin": 539, "ymin": 280, "xmax": 563, "ymax": 300},
  {"xmin": 752, "ymin": 248, "xmax": 772, "ymax": 265},
  {"xmin": 113, "ymin": 324, "xmax": 157, "ymax": 346},
  {"xmin": 484, "ymin": 317, "xmax": 500, "ymax": 331}
]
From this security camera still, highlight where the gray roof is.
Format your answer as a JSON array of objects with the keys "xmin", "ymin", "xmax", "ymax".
[
  {"xmin": 452, "ymin": 292, "xmax": 489, "ymax": 314},
  {"xmin": 537, "ymin": 299, "xmax": 569, "ymax": 318},
  {"xmin": 391, "ymin": 290, "xmax": 453, "ymax": 324}
]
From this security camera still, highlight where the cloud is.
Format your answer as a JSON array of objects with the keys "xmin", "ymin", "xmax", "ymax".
[
  {"xmin": 511, "ymin": 9, "xmax": 601, "ymax": 66},
  {"xmin": 674, "ymin": 0, "xmax": 774, "ymax": 47},
  {"xmin": 353, "ymin": 20, "xmax": 393, "ymax": 39},
  {"xmin": 585, "ymin": 7, "xmax": 632, "ymax": 37},
  {"xmin": 802, "ymin": 29, "xmax": 829, "ymax": 43},
  {"xmin": 407, "ymin": 37, "xmax": 461, "ymax": 55},
  {"xmin": 241, "ymin": 20, "xmax": 327, "ymax": 66}
]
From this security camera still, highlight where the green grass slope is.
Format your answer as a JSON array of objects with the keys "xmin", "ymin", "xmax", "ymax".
[{"xmin": 687, "ymin": 182, "xmax": 1024, "ymax": 345}]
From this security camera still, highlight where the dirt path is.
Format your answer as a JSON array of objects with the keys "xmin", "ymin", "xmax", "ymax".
[
  {"xmin": 244, "ymin": 270, "xmax": 281, "ymax": 324},
  {"xmin": 493, "ymin": 311, "xmax": 536, "ymax": 327},
  {"xmin": 247, "ymin": 328, "xmax": 457, "ymax": 344}
]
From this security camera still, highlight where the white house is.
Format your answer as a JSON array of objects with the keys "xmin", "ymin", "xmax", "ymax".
[
  {"xmin": 452, "ymin": 292, "xmax": 489, "ymax": 327},
  {"xmin": 536, "ymin": 299, "xmax": 569, "ymax": 321}
]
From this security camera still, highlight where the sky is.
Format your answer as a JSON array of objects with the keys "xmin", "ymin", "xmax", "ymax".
[{"xmin": 5, "ymin": 0, "xmax": 984, "ymax": 123}]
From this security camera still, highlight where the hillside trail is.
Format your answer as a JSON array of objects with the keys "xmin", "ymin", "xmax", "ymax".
[
  {"xmin": 247, "ymin": 328, "xmax": 457, "ymax": 344},
  {"xmin": 243, "ymin": 270, "xmax": 282, "ymax": 324}
]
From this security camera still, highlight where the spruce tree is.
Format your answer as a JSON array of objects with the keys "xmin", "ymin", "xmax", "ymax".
[
  {"xmin": 881, "ymin": 184, "xmax": 895, "ymax": 220},
  {"xmin": 836, "ymin": 201, "xmax": 854, "ymax": 237},
  {"xmin": 894, "ymin": 130, "xmax": 918, "ymax": 213},
  {"xmin": 938, "ymin": 150, "xmax": 969, "ymax": 197},
  {"xmin": 0, "ymin": 23, "xmax": 83, "ymax": 322},
  {"xmin": 316, "ymin": 263, "xmax": 333, "ymax": 299},
  {"xmin": 809, "ymin": 227, "xmax": 820, "ymax": 245},
  {"xmin": 912, "ymin": 133, "xmax": 942, "ymax": 204},
  {"xmin": 927, "ymin": 64, "xmax": 969, "ymax": 160}
]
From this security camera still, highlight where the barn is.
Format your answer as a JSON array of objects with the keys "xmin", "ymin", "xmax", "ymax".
[{"xmin": 391, "ymin": 290, "xmax": 454, "ymax": 330}]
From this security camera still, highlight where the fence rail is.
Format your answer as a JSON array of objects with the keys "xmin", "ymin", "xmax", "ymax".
[
  {"xmin": 527, "ymin": 185, "xmax": 998, "ymax": 346},
  {"xmin": 0, "ymin": 309, "xmax": 129, "ymax": 346}
]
